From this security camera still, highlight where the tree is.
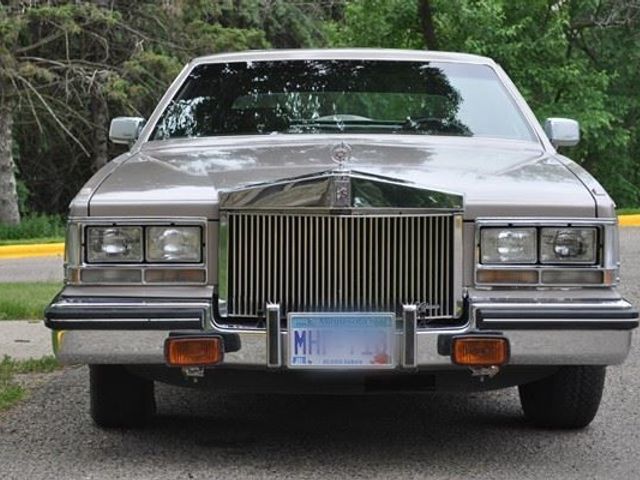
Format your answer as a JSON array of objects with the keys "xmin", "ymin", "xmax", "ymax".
[
  {"xmin": 0, "ymin": 2, "xmax": 129, "ymax": 220},
  {"xmin": 0, "ymin": 89, "xmax": 20, "ymax": 224},
  {"xmin": 418, "ymin": 0, "xmax": 438, "ymax": 50},
  {"xmin": 328, "ymin": 0, "xmax": 640, "ymax": 207},
  {"xmin": 2, "ymin": 0, "xmax": 273, "ymax": 216}
]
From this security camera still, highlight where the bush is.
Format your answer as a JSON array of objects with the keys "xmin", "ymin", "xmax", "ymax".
[{"xmin": 0, "ymin": 214, "xmax": 66, "ymax": 242}]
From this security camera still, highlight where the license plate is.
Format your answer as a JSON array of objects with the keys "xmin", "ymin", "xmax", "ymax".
[{"xmin": 288, "ymin": 313, "xmax": 396, "ymax": 369}]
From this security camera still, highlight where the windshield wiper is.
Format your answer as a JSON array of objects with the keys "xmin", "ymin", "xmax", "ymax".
[{"xmin": 288, "ymin": 119, "xmax": 400, "ymax": 132}]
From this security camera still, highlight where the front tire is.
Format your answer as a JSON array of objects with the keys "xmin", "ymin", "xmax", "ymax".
[
  {"xmin": 518, "ymin": 366, "xmax": 605, "ymax": 429},
  {"xmin": 90, "ymin": 365, "xmax": 156, "ymax": 428}
]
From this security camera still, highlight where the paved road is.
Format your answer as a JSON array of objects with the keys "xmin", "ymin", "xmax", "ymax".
[
  {"xmin": 0, "ymin": 255, "xmax": 63, "ymax": 283},
  {"xmin": 0, "ymin": 230, "xmax": 639, "ymax": 479},
  {"xmin": 0, "ymin": 321, "xmax": 52, "ymax": 360}
]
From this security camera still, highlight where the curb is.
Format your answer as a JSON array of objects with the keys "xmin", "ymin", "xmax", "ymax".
[
  {"xmin": 0, "ymin": 243, "xmax": 65, "ymax": 260},
  {"xmin": 1, "ymin": 214, "xmax": 640, "ymax": 259},
  {"xmin": 618, "ymin": 214, "xmax": 640, "ymax": 227}
]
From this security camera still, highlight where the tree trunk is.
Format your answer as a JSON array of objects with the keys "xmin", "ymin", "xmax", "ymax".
[
  {"xmin": 418, "ymin": 0, "xmax": 439, "ymax": 51},
  {"xmin": 91, "ymin": 91, "xmax": 109, "ymax": 172},
  {"xmin": 0, "ymin": 95, "xmax": 21, "ymax": 225}
]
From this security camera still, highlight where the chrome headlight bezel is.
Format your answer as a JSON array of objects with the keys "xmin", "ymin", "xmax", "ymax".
[
  {"xmin": 475, "ymin": 218, "xmax": 617, "ymax": 287},
  {"xmin": 64, "ymin": 217, "xmax": 208, "ymax": 286}
]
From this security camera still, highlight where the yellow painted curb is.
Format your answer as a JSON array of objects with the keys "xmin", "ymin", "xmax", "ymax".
[
  {"xmin": 619, "ymin": 214, "xmax": 640, "ymax": 227},
  {"xmin": 0, "ymin": 243, "xmax": 64, "ymax": 259}
]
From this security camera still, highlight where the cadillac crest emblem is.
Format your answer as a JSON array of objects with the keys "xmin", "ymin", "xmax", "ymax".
[{"xmin": 330, "ymin": 142, "xmax": 352, "ymax": 169}]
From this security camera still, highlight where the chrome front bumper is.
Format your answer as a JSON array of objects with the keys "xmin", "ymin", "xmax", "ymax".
[{"xmin": 46, "ymin": 295, "xmax": 638, "ymax": 368}]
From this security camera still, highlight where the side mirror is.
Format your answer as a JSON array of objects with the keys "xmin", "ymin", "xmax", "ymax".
[
  {"xmin": 109, "ymin": 117, "xmax": 145, "ymax": 145},
  {"xmin": 543, "ymin": 117, "xmax": 580, "ymax": 147}
]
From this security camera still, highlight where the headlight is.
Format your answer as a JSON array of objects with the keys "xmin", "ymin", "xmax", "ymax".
[
  {"xmin": 146, "ymin": 226, "xmax": 202, "ymax": 262},
  {"xmin": 480, "ymin": 228, "xmax": 537, "ymax": 264},
  {"xmin": 540, "ymin": 227, "xmax": 597, "ymax": 264},
  {"xmin": 87, "ymin": 226, "xmax": 143, "ymax": 263}
]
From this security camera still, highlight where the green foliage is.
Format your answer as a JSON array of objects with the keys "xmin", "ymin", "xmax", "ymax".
[
  {"xmin": 0, "ymin": 215, "xmax": 65, "ymax": 241},
  {"xmin": 0, "ymin": 355, "xmax": 60, "ymax": 411},
  {"xmin": 15, "ymin": 179, "xmax": 30, "ymax": 217},
  {"xmin": 0, "ymin": 283, "xmax": 62, "ymax": 321},
  {"xmin": 8, "ymin": 355, "xmax": 60, "ymax": 374},
  {"xmin": 327, "ymin": 0, "xmax": 423, "ymax": 49},
  {"xmin": 3, "ymin": 0, "xmax": 639, "ymax": 211},
  {"xmin": 4, "ymin": 0, "xmax": 339, "ymax": 214},
  {"xmin": 330, "ymin": 0, "xmax": 640, "ymax": 207},
  {"xmin": 617, "ymin": 208, "xmax": 640, "ymax": 215}
]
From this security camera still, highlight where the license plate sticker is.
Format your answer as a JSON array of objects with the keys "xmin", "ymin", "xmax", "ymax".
[{"xmin": 288, "ymin": 313, "xmax": 396, "ymax": 369}]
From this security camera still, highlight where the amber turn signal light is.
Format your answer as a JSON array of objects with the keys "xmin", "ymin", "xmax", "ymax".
[
  {"xmin": 451, "ymin": 337, "xmax": 509, "ymax": 367},
  {"xmin": 165, "ymin": 337, "xmax": 224, "ymax": 367}
]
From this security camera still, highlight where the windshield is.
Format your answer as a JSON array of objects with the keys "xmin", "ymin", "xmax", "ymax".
[{"xmin": 151, "ymin": 59, "xmax": 536, "ymax": 142}]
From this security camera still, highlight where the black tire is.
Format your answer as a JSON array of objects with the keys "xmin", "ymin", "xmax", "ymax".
[
  {"xmin": 518, "ymin": 366, "xmax": 606, "ymax": 429},
  {"xmin": 89, "ymin": 365, "xmax": 156, "ymax": 428}
]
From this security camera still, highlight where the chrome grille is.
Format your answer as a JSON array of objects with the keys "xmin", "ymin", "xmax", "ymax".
[{"xmin": 222, "ymin": 213, "xmax": 457, "ymax": 319}]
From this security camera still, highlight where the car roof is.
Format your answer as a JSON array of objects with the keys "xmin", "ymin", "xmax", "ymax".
[{"xmin": 191, "ymin": 48, "xmax": 495, "ymax": 66}]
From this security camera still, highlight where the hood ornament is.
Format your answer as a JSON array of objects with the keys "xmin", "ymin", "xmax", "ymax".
[{"xmin": 330, "ymin": 142, "xmax": 352, "ymax": 170}]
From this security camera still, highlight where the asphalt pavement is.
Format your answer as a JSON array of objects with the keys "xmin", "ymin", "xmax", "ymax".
[
  {"xmin": 0, "ymin": 321, "xmax": 52, "ymax": 359},
  {"xmin": 0, "ymin": 255, "xmax": 63, "ymax": 283},
  {"xmin": 0, "ymin": 229, "xmax": 639, "ymax": 479}
]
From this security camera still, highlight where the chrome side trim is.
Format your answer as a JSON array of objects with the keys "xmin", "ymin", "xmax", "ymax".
[{"xmin": 45, "ymin": 295, "xmax": 211, "ymax": 331}]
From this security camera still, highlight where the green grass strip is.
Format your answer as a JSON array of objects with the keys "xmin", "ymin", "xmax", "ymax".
[
  {"xmin": 0, "ymin": 282, "xmax": 62, "ymax": 320},
  {"xmin": 617, "ymin": 208, "xmax": 640, "ymax": 215},
  {"xmin": 0, "ymin": 356, "xmax": 60, "ymax": 411}
]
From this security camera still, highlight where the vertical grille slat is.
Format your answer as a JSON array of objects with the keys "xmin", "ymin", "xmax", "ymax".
[{"xmin": 225, "ymin": 213, "xmax": 455, "ymax": 319}]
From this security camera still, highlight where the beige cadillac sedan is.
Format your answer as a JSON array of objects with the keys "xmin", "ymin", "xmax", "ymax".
[{"xmin": 46, "ymin": 49, "xmax": 638, "ymax": 429}]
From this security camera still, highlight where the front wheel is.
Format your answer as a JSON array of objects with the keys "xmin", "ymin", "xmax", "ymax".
[
  {"xmin": 518, "ymin": 366, "xmax": 605, "ymax": 429},
  {"xmin": 90, "ymin": 365, "xmax": 156, "ymax": 428}
]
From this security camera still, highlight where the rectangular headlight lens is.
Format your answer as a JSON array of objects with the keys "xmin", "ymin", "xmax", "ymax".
[
  {"xmin": 540, "ymin": 227, "xmax": 597, "ymax": 264},
  {"xmin": 146, "ymin": 226, "xmax": 202, "ymax": 263},
  {"xmin": 480, "ymin": 228, "xmax": 537, "ymax": 264},
  {"xmin": 86, "ymin": 226, "xmax": 143, "ymax": 263}
]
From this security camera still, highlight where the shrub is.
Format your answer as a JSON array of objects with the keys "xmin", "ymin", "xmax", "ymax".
[{"xmin": 0, "ymin": 214, "xmax": 66, "ymax": 241}]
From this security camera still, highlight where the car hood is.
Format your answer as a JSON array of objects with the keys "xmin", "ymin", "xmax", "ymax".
[{"xmin": 87, "ymin": 135, "xmax": 597, "ymax": 219}]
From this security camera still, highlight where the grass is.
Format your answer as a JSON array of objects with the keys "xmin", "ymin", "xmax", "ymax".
[
  {"xmin": 0, "ymin": 282, "xmax": 62, "ymax": 320},
  {"xmin": 617, "ymin": 208, "xmax": 640, "ymax": 215},
  {"xmin": 0, "ymin": 214, "xmax": 65, "ymax": 243},
  {"xmin": 0, "ymin": 355, "xmax": 60, "ymax": 411}
]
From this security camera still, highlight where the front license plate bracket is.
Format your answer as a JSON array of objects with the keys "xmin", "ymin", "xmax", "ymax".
[{"xmin": 287, "ymin": 312, "xmax": 396, "ymax": 369}]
